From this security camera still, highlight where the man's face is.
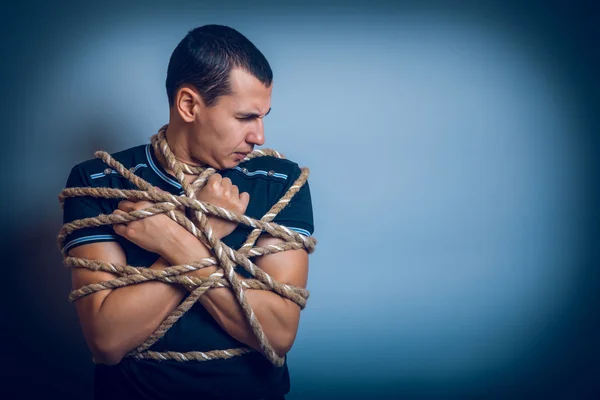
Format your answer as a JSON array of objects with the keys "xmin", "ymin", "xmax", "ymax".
[{"xmin": 190, "ymin": 67, "xmax": 272, "ymax": 170}]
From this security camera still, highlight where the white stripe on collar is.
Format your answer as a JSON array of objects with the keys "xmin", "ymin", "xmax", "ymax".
[{"xmin": 145, "ymin": 144, "xmax": 182, "ymax": 189}]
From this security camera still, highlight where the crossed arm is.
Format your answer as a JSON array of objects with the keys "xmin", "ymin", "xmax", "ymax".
[{"xmin": 69, "ymin": 212, "xmax": 309, "ymax": 366}]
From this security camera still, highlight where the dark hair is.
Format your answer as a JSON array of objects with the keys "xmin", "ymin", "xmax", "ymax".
[{"xmin": 165, "ymin": 24, "xmax": 273, "ymax": 108}]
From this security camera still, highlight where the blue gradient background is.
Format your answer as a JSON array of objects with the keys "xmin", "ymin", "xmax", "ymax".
[{"xmin": 2, "ymin": 1, "xmax": 599, "ymax": 399}]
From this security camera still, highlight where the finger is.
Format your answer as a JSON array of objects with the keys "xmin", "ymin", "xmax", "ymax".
[
  {"xmin": 111, "ymin": 209, "xmax": 128, "ymax": 235},
  {"xmin": 208, "ymin": 173, "xmax": 222, "ymax": 186},
  {"xmin": 240, "ymin": 192, "xmax": 250, "ymax": 206},
  {"xmin": 112, "ymin": 209, "xmax": 129, "ymax": 221},
  {"xmin": 221, "ymin": 177, "xmax": 233, "ymax": 191},
  {"xmin": 231, "ymin": 184, "xmax": 239, "ymax": 197},
  {"xmin": 118, "ymin": 200, "xmax": 137, "ymax": 212},
  {"xmin": 113, "ymin": 223, "xmax": 126, "ymax": 236}
]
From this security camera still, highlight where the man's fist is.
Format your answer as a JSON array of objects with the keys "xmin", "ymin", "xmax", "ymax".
[
  {"xmin": 195, "ymin": 174, "xmax": 250, "ymax": 239},
  {"xmin": 112, "ymin": 198, "xmax": 177, "ymax": 256}
]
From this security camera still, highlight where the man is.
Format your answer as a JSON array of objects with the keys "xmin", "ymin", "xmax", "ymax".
[{"xmin": 59, "ymin": 24, "xmax": 315, "ymax": 400}]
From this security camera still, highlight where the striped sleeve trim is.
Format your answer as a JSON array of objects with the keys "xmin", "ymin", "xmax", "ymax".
[
  {"xmin": 63, "ymin": 234, "xmax": 119, "ymax": 252},
  {"xmin": 288, "ymin": 227, "xmax": 311, "ymax": 237}
]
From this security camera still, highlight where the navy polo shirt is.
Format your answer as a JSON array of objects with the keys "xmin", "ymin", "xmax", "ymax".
[{"xmin": 61, "ymin": 142, "xmax": 314, "ymax": 400}]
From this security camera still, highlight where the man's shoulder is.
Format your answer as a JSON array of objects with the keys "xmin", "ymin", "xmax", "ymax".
[
  {"xmin": 69, "ymin": 143, "xmax": 149, "ymax": 176},
  {"xmin": 66, "ymin": 143, "xmax": 149, "ymax": 187}
]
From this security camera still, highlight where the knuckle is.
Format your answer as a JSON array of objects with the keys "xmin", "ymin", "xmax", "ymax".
[{"xmin": 123, "ymin": 226, "xmax": 135, "ymax": 237}]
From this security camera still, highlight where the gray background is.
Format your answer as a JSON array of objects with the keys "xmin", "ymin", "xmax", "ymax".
[{"xmin": 2, "ymin": 0, "xmax": 599, "ymax": 399}]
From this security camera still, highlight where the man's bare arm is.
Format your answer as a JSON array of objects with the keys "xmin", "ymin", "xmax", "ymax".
[
  {"xmin": 187, "ymin": 235, "xmax": 309, "ymax": 357},
  {"xmin": 69, "ymin": 241, "xmax": 188, "ymax": 366},
  {"xmin": 83, "ymin": 174, "xmax": 310, "ymax": 359}
]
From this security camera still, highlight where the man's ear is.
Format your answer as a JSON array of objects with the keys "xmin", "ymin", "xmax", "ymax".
[{"xmin": 175, "ymin": 86, "xmax": 202, "ymax": 123}]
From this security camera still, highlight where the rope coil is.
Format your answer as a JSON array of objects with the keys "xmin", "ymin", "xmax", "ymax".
[{"xmin": 57, "ymin": 124, "xmax": 317, "ymax": 367}]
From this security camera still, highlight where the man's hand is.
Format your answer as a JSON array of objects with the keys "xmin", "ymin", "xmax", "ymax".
[
  {"xmin": 195, "ymin": 174, "xmax": 250, "ymax": 239},
  {"xmin": 112, "ymin": 187, "xmax": 198, "ymax": 260},
  {"xmin": 112, "ymin": 198, "xmax": 184, "ymax": 256}
]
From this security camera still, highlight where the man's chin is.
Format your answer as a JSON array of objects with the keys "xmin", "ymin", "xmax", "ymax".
[{"xmin": 219, "ymin": 159, "xmax": 242, "ymax": 171}]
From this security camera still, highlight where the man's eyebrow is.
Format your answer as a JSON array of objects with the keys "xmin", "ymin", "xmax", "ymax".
[{"xmin": 238, "ymin": 108, "xmax": 272, "ymax": 118}]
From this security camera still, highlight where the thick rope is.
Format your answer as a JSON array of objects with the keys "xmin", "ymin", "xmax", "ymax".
[{"xmin": 57, "ymin": 124, "xmax": 316, "ymax": 367}]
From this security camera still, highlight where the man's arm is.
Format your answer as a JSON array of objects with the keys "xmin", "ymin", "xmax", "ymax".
[
  {"xmin": 79, "ymin": 173, "xmax": 310, "ymax": 360},
  {"xmin": 62, "ymin": 166, "xmax": 191, "ymax": 365},
  {"xmin": 187, "ymin": 234, "xmax": 309, "ymax": 357},
  {"xmin": 69, "ymin": 241, "xmax": 188, "ymax": 366}
]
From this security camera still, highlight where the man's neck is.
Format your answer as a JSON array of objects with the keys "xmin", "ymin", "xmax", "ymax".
[{"xmin": 153, "ymin": 123, "xmax": 204, "ymax": 184}]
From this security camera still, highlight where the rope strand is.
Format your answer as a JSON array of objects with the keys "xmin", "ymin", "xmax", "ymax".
[{"xmin": 57, "ymin": 124, "xmax": 316, "ymax": 367}]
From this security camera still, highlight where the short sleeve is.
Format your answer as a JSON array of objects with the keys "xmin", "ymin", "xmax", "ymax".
[
  {"xmin": 271, "ymin": 165, "xmax": 315, "ymax": 237},
  {"xmin": 61, "ymin": 165, "xmax": 119, "ymax": 253}
]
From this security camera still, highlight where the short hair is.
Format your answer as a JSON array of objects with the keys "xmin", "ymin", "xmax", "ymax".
[{"xmin": 165, "ymin": 24, "xmax": 273, "ymax": 108}]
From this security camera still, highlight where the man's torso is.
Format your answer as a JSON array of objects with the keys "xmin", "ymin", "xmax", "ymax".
[{"xmin": 61, "ymin": 142, "xmax": 314, "ymax": 399}]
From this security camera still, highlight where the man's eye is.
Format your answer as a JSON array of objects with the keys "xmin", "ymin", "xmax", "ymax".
[{"xmin": 238, "ymin": 116, "xmax": 254, "ymax": 121}]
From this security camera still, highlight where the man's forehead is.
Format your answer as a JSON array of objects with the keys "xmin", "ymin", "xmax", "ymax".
[
  {"xmin": 227, "ymin": 78, "xmax": 271, "ymax": 112},
  {"xmin": 229, "ymin": 68, "xmax": 271, "ymax": 91}
]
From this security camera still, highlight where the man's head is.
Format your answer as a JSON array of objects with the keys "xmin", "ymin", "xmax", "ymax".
[{"xmin": 166, "ymin": 25, "xmax": 273, "ymax": 170}]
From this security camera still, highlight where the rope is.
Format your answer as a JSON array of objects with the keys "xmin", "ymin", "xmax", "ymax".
[{"xmin": 57, "ymin": 124, "xmax": 317, "ymax": 367}]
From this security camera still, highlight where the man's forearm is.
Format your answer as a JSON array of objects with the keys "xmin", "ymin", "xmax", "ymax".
[
  {"xmin": 165, "ymin": 235, "xmax": 301, "ymax": 357},
  {"xmin": 90, "ymin": 257, "xmax": 186, "ymax": 364},
  {"xmin": 198, "ymin": 286, "xmax": 300, "ymax": 357}
]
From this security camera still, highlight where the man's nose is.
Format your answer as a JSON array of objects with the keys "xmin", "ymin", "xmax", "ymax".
[{"xmin": 247, "ymin": 120, "xmax": 265, "ymax": 146}]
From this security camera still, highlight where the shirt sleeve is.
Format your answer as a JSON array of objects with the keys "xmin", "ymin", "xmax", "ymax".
[
  {"xmin": 271, "ymin": 165, "xmax": 315, "ymax": 237},
  {"xmin": 61, "ymin": 165, "xmax": 119, "ymax": 254}
]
